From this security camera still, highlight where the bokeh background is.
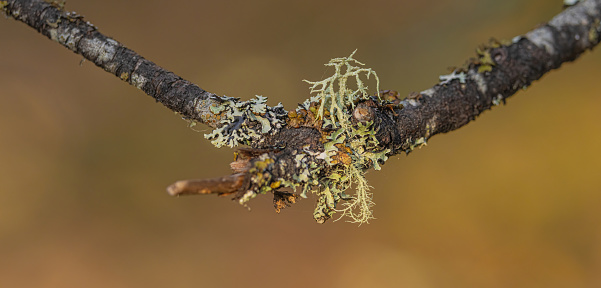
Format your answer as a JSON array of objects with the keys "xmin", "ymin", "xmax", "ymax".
[{"xmin": 1, "ymin": 0, "xmax": 601, "ymax": 287}]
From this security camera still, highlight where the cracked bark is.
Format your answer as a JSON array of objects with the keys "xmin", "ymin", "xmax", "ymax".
[{"xmin": 3, "ymin": 0, "xmax": 601, "ymax": 221}]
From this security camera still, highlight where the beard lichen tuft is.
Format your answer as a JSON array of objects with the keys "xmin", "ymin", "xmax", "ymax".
[{"xmin": 301, "ymin": 50, "xmax": 389, "ymax": 224}]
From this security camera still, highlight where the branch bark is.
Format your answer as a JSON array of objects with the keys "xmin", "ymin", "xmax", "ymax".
[
  {"xmin": 3, "ymin": 0, "xmax": 600, "ymax": 223},
  {"xmin": 1, "ymin": 0, "xmax": 231, "ymax": 128}
]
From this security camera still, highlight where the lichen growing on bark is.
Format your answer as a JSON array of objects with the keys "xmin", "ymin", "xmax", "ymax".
[
  {"xmin": 200, "ymin": 50, "xmax": 391, "ymax": 224},
  {"xmin": 299, "ymin": 51, "xmax": 389, "ymax": 224},
  {"xmin": 303, "ymin": 49, "xmax": 379, "ymax": 129},
  {"xmin": 204, "ymin": 95, "xmax": 287, "ymax": 148}
]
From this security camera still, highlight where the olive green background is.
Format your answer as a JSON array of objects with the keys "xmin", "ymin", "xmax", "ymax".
[{"xmin": 1, "ymin": 1, "xmax": 600, "ymax": 287}]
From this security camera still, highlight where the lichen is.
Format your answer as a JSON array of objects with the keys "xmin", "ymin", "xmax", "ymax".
[
  {"xmin": 46, "ymin": 18, "xmax": 60, "ymax": 28},
  {"xmin": 303, "ymin": 49, "xmax": 379, "ymax": 129},
  {"xmin": 50, "ymin": 1, "xmax": 66, "ymax": 10},
  {"xmin": 334, "ymin": 163, "xmax": 374, "ymax": 224},
  {"xmin": 439, "ymin": 70, "xmax": 467, "ymax": 85},
  {"xmin": 476, "ymin": 47, "xmax": 495, "ymax": 73},
  {"xmin": 203, "ymin": 51, "xmax": 390, "ymax": 224},
  {"xmin": 589, "ymin": 19, "xmax": 600, "ymax": 43},
  {"xmin": 563, "ymin": 0, "xmax": 580, "ymax": 7},
  {"xmin": 300, "ymin": 50, "xmax": 390, "ymax": 224},
  {"xmin": 492, "ymin": 94, "xmax": 504, "ymax": 106},
  {"xmin": 204, "ymin": 95, "xmax": 287, "ymax": 148},
  {"xmin": 130, "ymin": 73, "xmax": 148, "ymax": 90}
]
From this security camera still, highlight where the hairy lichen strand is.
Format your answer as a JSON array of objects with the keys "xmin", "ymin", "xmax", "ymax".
[{"xmin": 300, "ymin": 51, "xmax": 389, "ymax": 224}]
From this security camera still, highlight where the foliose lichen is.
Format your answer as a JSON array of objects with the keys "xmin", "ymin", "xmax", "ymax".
[{"xmin": 204, "ymin": 95, "xmax": 287, "ymax": 148}]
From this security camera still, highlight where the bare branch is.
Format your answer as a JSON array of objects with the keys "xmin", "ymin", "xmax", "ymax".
[{"xmin": 1, "ymin": 0, "xmax": 266, "ymax": 128}]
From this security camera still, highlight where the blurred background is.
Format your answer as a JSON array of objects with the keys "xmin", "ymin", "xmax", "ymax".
[{"xmin": 1, "ymin": 0, "xmax": 600, "ymax": 287}]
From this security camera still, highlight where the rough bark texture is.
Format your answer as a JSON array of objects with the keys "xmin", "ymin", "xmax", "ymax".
[
  {"xmin": 381, "ymin": 1, "xmax": 601, "ymax": 154},
  {"xmin": 3, "ymin": 0, "xmax": 601, "ymax": 222},
  {"xmin": 1, "ymin": 0, "xmax": 229, "ymax": 128},
  {"xmin": 4, "ymin": 0, "xmax": 599, "ymax": 151}
]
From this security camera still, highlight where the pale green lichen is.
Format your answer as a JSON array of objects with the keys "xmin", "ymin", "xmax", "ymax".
[
  {"xmin": 409, "ymin": 137, "xmax": 427, "ymax": 150},
  {"xmin": 334, "ymin": 163, "xmax": 374, "ymax": 224},
  {"xmin": 492, "ymin": 94, "xmax": 504, "ymax": 106},
  {"xmin": 439, "ymin": 71, "xmax": 467, "ymax": 85},
  {"xmin": 303, "ymin": 49, "xmax": 379, "ymax": 129},
  {"xmin": 563, "ymin": 0, "xmax": 580, "ymax": 6},
  {"xmin": 301, "ymin": 50, "xmax": 390, "ymax": 224},
  {"xmin": 401, "ymin": 137, "xmax": 428, "ymax": 154},
  {"xmin": 204, "ymin": 95, "xmax": 286, "ymax": 148}
]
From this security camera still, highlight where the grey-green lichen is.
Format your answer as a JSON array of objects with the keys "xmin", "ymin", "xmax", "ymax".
[
  {"xmin": 439, "ymin": 70, "xmax": 467, "ymax": 85},
  {"xmin": 303, "ymin": 49, "xmax": 379, "ymax": 129},
  {"xmin": 492, "ymin": 94, "xmax": 504, "ymax": 106},
  {"xmin": 204, "ymin": 95, "xmax": 287, "ymax": 148},
  {"xmin": 564, "ymin": 0, "xmax": 581, "ymax": 7},
  {"xmin": 299, "ymin": 50, "xmax": 390, "ymax": 224}
]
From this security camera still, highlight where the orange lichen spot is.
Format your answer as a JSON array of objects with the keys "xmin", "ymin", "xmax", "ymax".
[{"xmin": 273, "ymin": 192, "xmax": 298, "ymax": 213}]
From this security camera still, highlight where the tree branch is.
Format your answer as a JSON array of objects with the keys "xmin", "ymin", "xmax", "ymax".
[
  {"xmin": 3, "ymin": 0, "xmax": 600, "ymax": 223},
  {"xmin": 1, "ymin": 0, "xmax": 241, "ymax": 128}
]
